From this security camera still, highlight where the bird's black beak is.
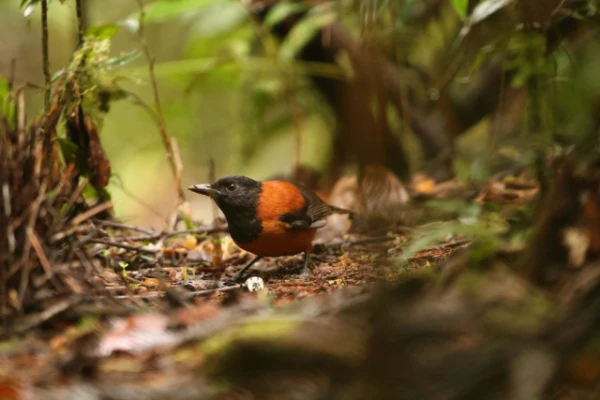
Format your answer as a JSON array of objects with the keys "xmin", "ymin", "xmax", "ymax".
[{"xmin": 188, "ymin": 184, "xmax": 220, "ymax": 198}]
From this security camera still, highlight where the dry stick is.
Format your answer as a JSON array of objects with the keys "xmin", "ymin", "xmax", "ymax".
[
  {"xmin": 41, "ymin": 0, "xmax": 50, "ymax": 112},
  {"xmin": 75, "ymin": 0, "xmax": 84, "ymax": 46},
  {"xmin": 94, "ymin": 219, "xmax": 156, "ymax": 235},
  {"xmin": 86, "ymin": 238, "xmax": 160, "ymax": 254},
  {"xmin": 70, "ymin": 201, "xmax": 114, "ymax": 226},
  {"xmin": 18, "ymin": 143, "xmax": 47, "ymax": 306},
  {"xmin": 134, "ymin": 0, "xmax": 186, "ymax": 203},
  {"xmin": 13, "ymin": 297, "xmax": 78, "ymax": 334},
  {"xmin": 113, "ymin": 284, "xmax": 243, "ymax": 300},
  {"xmin": 27, "ymin": 229, "xmax": 53, "ymax": 278},
  {"xmin": 64, "ymin": 177, "xmax": 89, "ymax": 215},
  {"xmin": 127, "ymin": 225, "xmax": 228, "ymax": 241}
]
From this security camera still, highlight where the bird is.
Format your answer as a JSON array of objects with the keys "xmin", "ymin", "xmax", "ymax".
[{"xmin": 188, "ymin": 175, "xmax": 352, "ymax": 281}]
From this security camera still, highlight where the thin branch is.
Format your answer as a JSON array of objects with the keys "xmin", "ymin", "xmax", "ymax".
[
  {"xmin": 41, "ymin": 0, "xmax": 51, "ymax": 112},
  {"xmin": 75, "ymin": 0, "xmax": 85, "ymax": 47},
  {"xmin": 113, "ymin": 284, "xmax": 243, "ymax": 300},
  {"xmin": 70, "ymin": 201, "xmax": 114, "ymax": 226},
  {"xmin": 134, "ymin": 0, "xmax": 186, "ymax": 203},
  {"xmin": 26, "ymin": 229, "xmax": 53, "ymax": 279},
  {"xmin": 86, "ymin": 238, "xmax": 160, "ymax": 254},
  {"xmin": 127, "ymin": 225, "xmax": 229, "ymax": 241},
  {"xmin": 94, "ymin": 220, "xmax": 156, "ymax": 235}
]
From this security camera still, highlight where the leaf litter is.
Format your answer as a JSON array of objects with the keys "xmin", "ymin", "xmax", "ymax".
[
  {"xmin": 0, "ymin": 169, "xmax": 552, "ymax": 398},
  {"xmin": 4, "ymin": 163, "xmax": 600, "ymax": 399}
]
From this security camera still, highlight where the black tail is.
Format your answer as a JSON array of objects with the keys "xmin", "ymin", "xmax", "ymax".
[{"xmin": 328, "ymin": 205, "xmax": 353, "ymax": 216}]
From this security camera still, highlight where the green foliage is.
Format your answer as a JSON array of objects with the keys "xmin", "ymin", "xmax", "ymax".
[
  {"xmin": 279, "ymin": 6, "xmax": 335, "ymax": 61},
  {"xmin": 125, "ymin": 0, "xmax": 221, "ymax": 27},
  {"xmin": 399, "ymin": 202, "xmax": 509, "ymax": 266},
  {"xmin": 189, "ymin": 2, "xmax": 249, "ymax": 39},
  {"xmin": 57, "ymin": 138, "xmax": 87, "ymax": 174},
  {"xmin": 451, "ymin": 0, "xmax": 469, "ymax": 21},
  {"xmin": 457, "ymin": 0, "xmax": 515, "ymax": 41},
  {"xmin": 264, "ymin": 1, "xmax": 309, "ymax": 27},
  {"xmin": 505, "ymin": 32, "xmax": 551, "ymax": 89},
  {"xmin": 85, "ymin": 24, "xmax": 119, "ymax": 40},
  {"xmin": 0, "ymin": 76, "xmax": 16, "ymax": 130}
]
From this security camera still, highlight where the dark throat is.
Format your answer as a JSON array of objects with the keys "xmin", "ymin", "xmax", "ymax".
[{"xmin": 216, "ymin": 196, "xmax": 262, "ymax": 244}]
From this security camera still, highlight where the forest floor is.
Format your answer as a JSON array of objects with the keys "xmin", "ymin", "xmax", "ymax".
[{"xmin": 2, "ymin": 173, "xmax": 600, "ymax": 400}]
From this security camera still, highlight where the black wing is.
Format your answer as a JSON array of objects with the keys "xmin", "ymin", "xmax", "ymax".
[{"xmin": 279, "ymin": 185, "xmax": 351, "ymax": 230}]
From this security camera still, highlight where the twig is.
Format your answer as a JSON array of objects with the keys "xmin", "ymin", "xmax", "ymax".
[
  {"xmin": 13, "ymin": 297, "xmax": 78, "ymax": 334},
  {"xmin": 26, "ymin": 229, "xmax": 53, "ymax": 278},
  {"xmin": 41, "ymin": 0, "xmax": 51, "ymax": 112},
  {"xmin": 63, "ymin": 177, "xmax": 89, "ymax": 217},
  {"xmin": 94, "ymin": 219, "xmax": 156, "ymax": 235},
  {"xmin": 70, "ymin": 201, "xmax": 113, "ymax": 226},
  {"xmin": 112, "ymin": 284, "xmax": 243, "ymax": 300},
  {"xmin": 50, "ymin": 224, "xmax": 90, "ymax": 243},
  {"xmin": 75, "ymin": 0, "xmax": 85, "ymax": 46},
  {"xmin": 128, "ymin": 225, "xmax": 228, "ymax": 241},
  {"xmin": 18, "ymin": 175, "xmax": 47, "ymax": 305},
  {"xmin": 322, "ymin": 235, "xmax": 398, "ymax": 249},
  {"xmin": 186, "ymin": 284, "xmax": 243, "ymax": 297},
  {"xmin": 134, "ymin": 0, "xmax": 186, "ymax": 204},
  {"xmin": 86, "ymin": 238, "xmax": 159, "ymax": 254}
]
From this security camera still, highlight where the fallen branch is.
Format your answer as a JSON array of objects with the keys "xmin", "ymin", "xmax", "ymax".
[
  {"xmin": 93, "ymin": 219, "xmax": 155, "ymax": 235},
  {"xmin": 70, "ymin": 201, "xmax": 113, "ymax": 226},
  {"xmin": 86, "ymin": 238, "xmax": 159, "ymax": 254},
  {"xmin": 112, "ymin": 284, "xmax": 244, "ymax": 300}
]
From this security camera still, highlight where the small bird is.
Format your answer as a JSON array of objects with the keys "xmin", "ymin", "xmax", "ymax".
[{"xmin": 189, "ymin": 175, "xmax": 351, "ymax": 280}]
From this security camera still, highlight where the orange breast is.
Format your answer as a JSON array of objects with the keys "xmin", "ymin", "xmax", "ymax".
[
  {"xmin": 238, "ymin": 221, "xmax": 317, "ymax": 256},
  {"xmin": 238, "ymin": 181, "xmax": 316, "ymax": 257}
]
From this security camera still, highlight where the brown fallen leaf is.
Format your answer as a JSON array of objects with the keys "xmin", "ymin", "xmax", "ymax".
[
  {"xmin": 65, "ymin": 104, "xmax": 111, "ymax": 189},
  {"xmin": 173, "ymin": 303, "xmax": 221, "ymax": 327},
  {"xmin": 97, "ymin": 314, "xmax": 171, "ymax": 356}
]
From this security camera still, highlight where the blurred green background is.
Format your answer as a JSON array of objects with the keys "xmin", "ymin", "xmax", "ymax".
[
  {"xmin": 2, "ymin": 0, "xmax": 599, "ymax": 229},
  {"xmin": 0, "ymin": 0, "xmax": 337, "ymax": 228}
]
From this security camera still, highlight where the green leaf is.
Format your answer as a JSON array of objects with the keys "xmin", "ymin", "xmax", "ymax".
[
  {"xmin": 457, "ymin": 0, "xmax": 514, "ymax": 40},
  {"xmin": 0, "ymin": 76, "xmax": 8, "ymax": 99},
  {"xmin": 125, "ymin": 0, "xmax": 220, "ymax": 27},
  {"xmin": 451, "ymin": 0, "xmax": 468, "ymax": 20},
  {"xmin": 103, "ymin": 49, "xmax": 142, "ymax": 68},
  {"xmin": 190, "ymin": 3, "xmax": 249, "ymax": 38},
  {"xmin": 57, "ymin": 138, "xmax": 87, "ymax": 174},
  {"xmin": 264, "ymin": 1, "xmax": 308, "ymax": 27},
  {"xmin": 279, "ymin": 8, "xmax": 335, "ymax": 61},
  {"xmin": 20, "ymin": 0, "xmax": 64, "ymax": 18},
  {"xmin": 86, "ymin": 23, "xmax": 119, "ymax": 39}
]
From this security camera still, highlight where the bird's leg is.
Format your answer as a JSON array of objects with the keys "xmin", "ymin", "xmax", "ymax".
[
  {"xmin": 300, "ymin": 251, "xmax": 312, "ymax": 277},
  {"xmin": 234, "ymin": 255, "xmax": 262, "ymax": 282}
]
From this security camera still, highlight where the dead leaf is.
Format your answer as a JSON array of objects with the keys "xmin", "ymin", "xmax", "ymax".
[
  {"xmin": 143, "ymin": 278, "xmax": 160, "ymax": 288},
  {"xmin": 173, "ymin": 303, "xmax": 221, "ymax": 326},
  {"xmin": 97, "ymin": 314, "xmax": 172, "ymax": 356},
  {"xmin": 65, "ymin": 104, "xmax": 111, "ymax": 189}
]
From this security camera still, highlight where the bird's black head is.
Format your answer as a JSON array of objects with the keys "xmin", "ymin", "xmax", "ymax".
[
  {"xmin": 188, "ymin": 175, "xmax": 262, "ymax": 215},
  {"xmin": 189, "ymin": 176, "xmax": 263, "ymax": 243}
]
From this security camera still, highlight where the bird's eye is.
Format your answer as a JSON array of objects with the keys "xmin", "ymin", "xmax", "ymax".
[{"xmin": 226, "ymin": 183, "xmax": 238, "ymax": 192}]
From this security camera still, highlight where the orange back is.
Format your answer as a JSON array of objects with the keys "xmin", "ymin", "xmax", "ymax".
[{"xmin": 256, "ymin": 181, "xmax": 307, "ymax": 222}]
